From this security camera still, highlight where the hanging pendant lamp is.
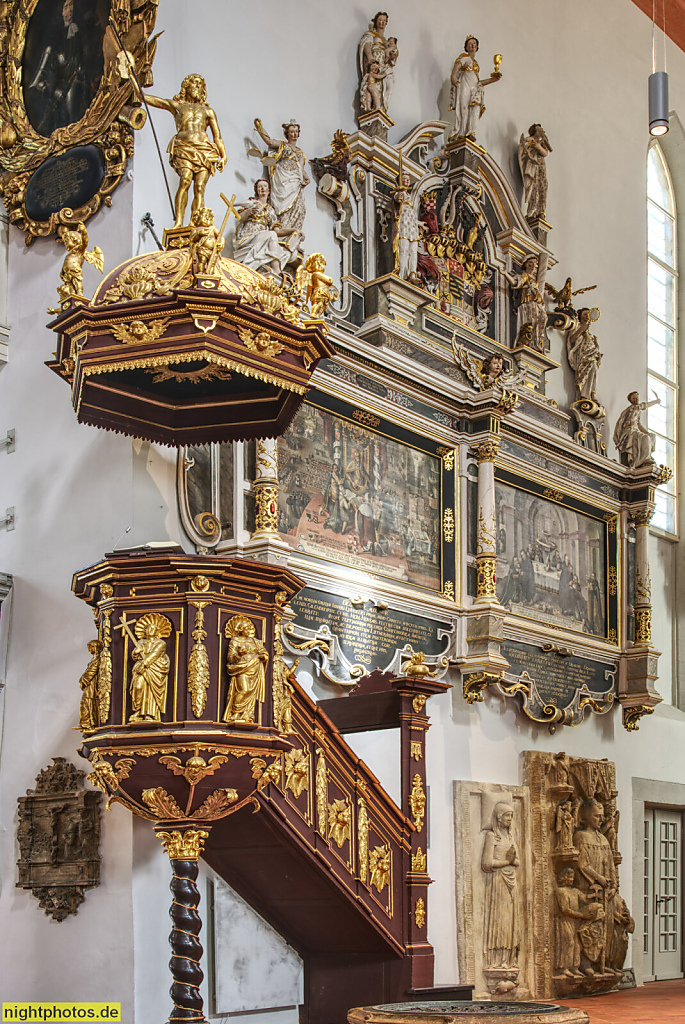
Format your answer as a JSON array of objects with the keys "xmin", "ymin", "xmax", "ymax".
[{"xmin": 649, "ymin": 0, "xmax": 669, "ymax": 136}]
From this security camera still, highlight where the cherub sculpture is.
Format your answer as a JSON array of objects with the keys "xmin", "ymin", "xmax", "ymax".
[
  {"xmin": 296, "ymin": 253, "xmax": 339, "ymax": 318},
  {"xmin": 189, "ymin": 206, "xmax": 225, "ymax": 275},
  {"xmin": 54, "ymin": 222, "xmax": 104, "ymax": 306},
  {"xmin": 137, "ymin": 73, "xmax": 226, "ymax": 228},
  {"xmin": 452, "ymin": 336, "xmax": 524, "ymax": 391}
]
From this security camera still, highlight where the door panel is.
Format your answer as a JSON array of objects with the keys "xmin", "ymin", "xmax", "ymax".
[{"xmin": 644, "ymin": 808, "xmax": 684, "ymax": 981}]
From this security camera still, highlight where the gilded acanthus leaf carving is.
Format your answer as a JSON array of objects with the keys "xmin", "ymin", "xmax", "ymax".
[
  {"xmin": 328, "ymin": 798, "xmax": 351, "ymax": 848},
  {"xmin": 369, "ymin": 845, "xmax": 391, "ymax": 893},
  {"xmin": 191, "ymin": 789, "xmax": 239, "ymax": 821},
  {"xmin": 284, "ymin": 749, "xmax": 309, "ymax": 798},
  {"xmin": 141, "ymin": 787, "xmax": 184, "ymax": 820}
]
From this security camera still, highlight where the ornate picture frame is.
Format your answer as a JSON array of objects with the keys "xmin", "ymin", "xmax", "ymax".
[
  {"xmin": 277, "ymin": 389, "xmax": 457, "ymax": 599},
  {"xmin": 0, "ymin": 0, "xmax": 159, "ymax": 242}
]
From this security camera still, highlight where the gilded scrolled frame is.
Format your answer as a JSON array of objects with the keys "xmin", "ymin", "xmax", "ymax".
[{"xmin": 0, "ymin": 0, "xmax": 159, "ymax": 242}]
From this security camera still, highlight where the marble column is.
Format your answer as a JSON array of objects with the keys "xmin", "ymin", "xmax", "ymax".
[
  {"xmin": 632, "ymin": 509, "xmax": 652, "ymax": 646},
  {"xmin": 475, "ymin": 440, "xmax": 499, "ymax": 603}
]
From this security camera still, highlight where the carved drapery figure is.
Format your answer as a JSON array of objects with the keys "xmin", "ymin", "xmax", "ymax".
[
  {"xmin": 449, "ymin": 36, "xmax": 501, "ymax": 141},
  {"xmin": 613, "ymin": 392, "xmax": 661, "ymax": 468},
  {"xmin": 253, "ymin": 118, "xmax": 309, "ymax": 235},
  {"xmin": 566, "ymin": 308, "xmax": 601, "ymax": 403},
  {"xmin": 503, "ymin": 254, "xmax": 547, "ymax": 350},
  {"xmin": 574, "ymin": 799, "xmax": 618, "ymax": 974},
  {"xmin": 129, "ymin": 612, "xmax": 172, "ymax": 722},
  {"xmin": 481, "ymin": 801, "xmax": 520, "ymax": 970},
  {"xmin": 189, "ymin": 207, "xmax": 224, "ymax": 275},
  {"xmin": 233, "ymin": 179, "xmax": 300, "ymax": 274},
  {"xmin": 223, "ymin": 615, "xmax": 268, "ymax": 725},
  {"xmin": 555, "ymin": 867, "xmax": 602, "ymax": 978},
  {"xmin": 555, "ymin": 800, "xmax": 575, "ymax": 851},
  {"xmin": 78, "ymin": 639, "xmax": 102, "ymax": 732},
  {"xmin": 358, "ymin": 12, "xmax": 394, "ymax": 115},
  {"xmin": 392, "ymin": 173, "xmax": 421, "ymax": 283},
  {"xmin": 518, "ymin": 124, "xmax": 552, "ymax": 220},
  {"xmin": 139, "ymin": 74, "xmax": 226, "ymax": 228}
]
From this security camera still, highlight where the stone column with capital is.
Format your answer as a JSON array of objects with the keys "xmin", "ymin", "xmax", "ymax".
[
  {"xmin": 460, "ymin": 438, "xmax": 509, "ymax": 692},
  {"xmin": 619, "ymin": 508, "xmax": 663, "ymax": 731},
  {"xmin": 244, "ymin": 438, "xmax": 291, "ymax": 565}
]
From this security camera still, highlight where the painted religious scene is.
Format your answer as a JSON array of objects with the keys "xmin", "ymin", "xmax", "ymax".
[
  {"xmin": 495, "ymin": 482, "xmax": 606, "ymax": 638},
  {"xmin": 277, "ymin": 403, "xmax": 441, "ymax": 589}
]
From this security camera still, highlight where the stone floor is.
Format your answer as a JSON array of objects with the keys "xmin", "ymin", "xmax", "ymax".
[{"xmin": 581, "ymin": 978, "xmax": 685, "ymax": 1022}]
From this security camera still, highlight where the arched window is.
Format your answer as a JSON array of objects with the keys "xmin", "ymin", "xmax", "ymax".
[{"xmin": 647, "ymin": 144, "xmax": 678, "ymax": 533}]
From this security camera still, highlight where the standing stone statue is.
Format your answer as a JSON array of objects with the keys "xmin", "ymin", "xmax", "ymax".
[
  {"xmin": 358, "ymin": 12, "xmax": 396, "ymax": 116},
  {"xmin": 518, "ymin": 124, "xmax": 552, "ymax": 220},
  {"xmin": 503, "ymin": 253, "xmax": 547, "ymax": 349},
  {"xmin": 574, "ymin": 798, "xmax": 619, "ymax": 977},
  {"xmin": 449, "ymin": 36, "xmax": 502, "ymax": 141},
  {"xmin": 554, "ymin": 867, "xmax": 603, "ymax": 980},
  {"xmin": 481, "ymin": 802, "xmax": 520, "ymax": 985},
  {"xmin": 613, "ymin": 391, "xmax": 661, "ymax": 468},
  {"xmin": 566, "ymin": 308, "xmax": 602, "ymax": 404},
  {"xmin": 253, "ymin": 118, "xmax": 310, "ymax": 236},
  {"xmin": 392, "ymin": 173, "xmax": 422, "ymax": 284}
]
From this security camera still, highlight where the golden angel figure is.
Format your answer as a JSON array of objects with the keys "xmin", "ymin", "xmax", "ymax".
[
  {"xmin": 223, "ymin": 615, "xmax": 268, "ymax": 725},
  {"xmin": 296, "ymin": 253, "xmax": 339, "ymax": 318},
  {"xmin": 129, "ymin": 612, "xmax": 172, "ymax": 722},
  {"xmin": 55, "ymin": 222, "xmax": 104, "ymax": 305}
]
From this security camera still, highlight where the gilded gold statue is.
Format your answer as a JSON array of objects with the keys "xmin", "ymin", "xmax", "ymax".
[
  {"xmin": 189, "ymin": 207, "xmax": 225, "ymax": 275},
  {"xmin": 138, "ymin": 73, "xmax": 226, "ymax": 228},
  {"xmin": 223, "ymin": 615, "xmax": 268, "ymax": 725},
  {"xmin": 296, "ymin": 253, "xmax": 338, "ymax": 318},
  {"xmin": 78, "ymin": 639, "xmax": 102, "ymax": 732},
  {"xmin": 54, "ymin": 222, "xmax": 104, "ymax": 306},
  {"xmin": 129, "ymin": 612, "xmax": 172, "ymax": 722}
]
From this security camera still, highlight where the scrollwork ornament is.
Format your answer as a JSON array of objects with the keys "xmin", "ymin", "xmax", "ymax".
[
  {"xmin": 0, "ymin": 0, "xmax": 159, "ymax": 241},
  {"xmin": 408, "ymin": 774, "xmax": 426, "ymax": 831},
  {"xmin": 623, "ymin": 704, "xmax": 655, "ymax": 732},
  {"xmin": 415, "ymin": 897, "xmax": 426, "ymax": 928},
  {"xmin": 253, "ymin": 484, "xmax": 279, "ymax": 535},
  {"xmin": 634, "ymin": 607, "xmax": 652, "ymax": 645},
  {"xmin": 443, "ymin": 507, "xmax": 455, "ymax": 543},
  {"xmin": 463, "ymin": 671, "xmax": 502, "ymax": 704}
]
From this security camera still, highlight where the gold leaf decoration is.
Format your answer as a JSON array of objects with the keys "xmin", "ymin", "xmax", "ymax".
[
  {"xmin": 192, "ymin": 788, "xmax": 239, "ymax": 820},
  {"xmin": 284, "ymin": 749, "xmax": 309, "ymax": 799},
  {"xmin": 141, "ymin": 787, "xmax": 184, "ymax": 819},
  {"xmin": 358, "ymin": 797, "xmax": 369, "ymax": 884},
  {"xmin": 328, "ymin": 798, "xmax": 351, "ymax": 848},
  {"xmin": 159, "ymin": 753, "xmax": 228, "ymax": 786},
  {"xmin": 369, "ymin": 845, "xmax": 391, "ymax": 893},
  {"xmin": 188, "ymin": 603, "xmax": 210, "ymax": 718}
]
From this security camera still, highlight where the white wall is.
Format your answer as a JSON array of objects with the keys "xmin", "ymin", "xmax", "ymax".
[{"xmin": 1, "ymin": 0, "xmax": 685, "ymax": 1010}]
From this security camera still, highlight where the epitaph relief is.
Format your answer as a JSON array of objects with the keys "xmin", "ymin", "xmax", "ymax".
[
  {"xmin": 523, "ymin": 752, "xmax": 632, "ymax": 998},
  {"xmin": 16, "ymin": 758, "xmax": 101, "ymax": 921},
  {"xmin": 454, "ymin": 782, "xmax": 534, "ymax": 1000}
]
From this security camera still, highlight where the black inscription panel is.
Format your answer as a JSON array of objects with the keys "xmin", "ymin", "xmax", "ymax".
[
  {"xmin": 25, "ymin": 145, "xmax": 105, "ymax": 221},
  {"xmin": 291, "ymin": 587, "xmax": 450, "ymax": 672},
  {"xmin": 501, "ymin": 640, "xmax": 615, "ymax": 709}
]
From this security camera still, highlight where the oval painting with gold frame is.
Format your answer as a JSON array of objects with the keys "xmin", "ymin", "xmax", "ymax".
[{"xmin": 0, "ymin": 0, "xmax": 159, "ymax": 242}]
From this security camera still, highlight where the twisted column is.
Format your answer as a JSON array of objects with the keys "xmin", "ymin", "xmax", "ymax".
[{"xmin": 156, "ymin": 828, "xmax": 210, "ymax": 1024}]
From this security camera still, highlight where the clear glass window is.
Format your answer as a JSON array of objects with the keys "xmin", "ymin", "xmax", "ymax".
[{"xmin": 647, "ymin": 144, "xmax": 678, "ymax": 535}]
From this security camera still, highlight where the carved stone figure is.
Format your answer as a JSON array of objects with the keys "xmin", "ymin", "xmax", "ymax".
[
  {"xmin": 54, "ymin": 221, "xmax": 104, "ymax": 305},
  {"xmin": 503, "ymin": 253, "xmax": 547, "ymax": 350},
  {"xmin": 223, "ymin": 615, "xmax": 268, "ymax": 725},
  {"xmin": 358, "ymin": 12, "xmax": 395, "ymax": 115},
  {"xmin": 566, "ymin": 308, "xmax": 602, "ymax": 403},
  {"xmin": 78, "ymin": 638, "xmax": 102, "ymax": 732},
  {"xmin": 129, "ymin": 612, "xmax": 172, "ymax": 722},
  {"xmin": 253, "ymin": 118, "xmax": 309, "ymax": 235},
  {"xmin": 392, "ymin": 173, "xmax": 422, "ymax": 283},
  {"xmin": 481, "ymin": 802, "xmax": 520, "ymax": 978},
  {"xmin": 613, "ymin": 391, "xmax": 661, "ymax": 468},
  {"xmin": 608, "ymin": 895, "xmax": 634, "ymax": 972},
  {"xmin": 139, "ymin": 74, "xmax": 226, "ymax": 228},
  {"xmin": 449, "ymin": 36, "xmax": 502, "ymax": 141},
  {"xmin": 555, "ymin": 801, "xmax": 575, "ymax": 852},
  {"xmin": 518, "ymin": 124, "xmax": 552, "ymax": 220},
  {"xmin": 555, "ymin": 867, "xmax": 602, "ymax": 978},
  {"xmin": 233, "ymin": 179, "xmax": 300, "ymax": 274}
]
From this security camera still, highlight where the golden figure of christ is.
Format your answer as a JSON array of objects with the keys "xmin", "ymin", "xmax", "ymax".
[{"xmin": 140, "ymin": 73, "xmax": 226, "ymax": 228}]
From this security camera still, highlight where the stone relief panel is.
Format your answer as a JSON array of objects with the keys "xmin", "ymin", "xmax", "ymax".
[
  {"xmin": 454, "ymin": 781, "xmax": 534, "ymax": 1000},
  {"xmin": 523, "ymin": 752, "xmax": 633, "ymax": 999}
]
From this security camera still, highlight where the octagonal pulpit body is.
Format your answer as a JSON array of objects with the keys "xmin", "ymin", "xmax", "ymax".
[
  {"xmin": 72, "ymin": 546, "xmax": 304, "ymax": 823},
  {"xmin": 47, "ymin": 251, "xmax": 335, "ymax": 445}
]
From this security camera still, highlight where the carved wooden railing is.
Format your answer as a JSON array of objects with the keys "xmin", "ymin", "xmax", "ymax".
[{"xmin": 72, "ymin": 547, "xmax": 453, "ymax": 1024}]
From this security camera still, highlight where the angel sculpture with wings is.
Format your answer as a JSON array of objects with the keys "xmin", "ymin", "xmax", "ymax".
[
  {"xmin": 296, "ymin": 253, "xmax": 339, "ymax": 318},
  {"xmin": 451, "ymin": 334, "xmax": 524, "ymax": 392},
  {"xmin": 111, "ymin": 318, "xmax": 169, "ymax": 346},
  {"xmin": 55, "ymin": 222, "xmax": 104, "ymax": 305},
  {"xmin": 502, "ymin": 252, "xmax": 547, "ymax": 350}
]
